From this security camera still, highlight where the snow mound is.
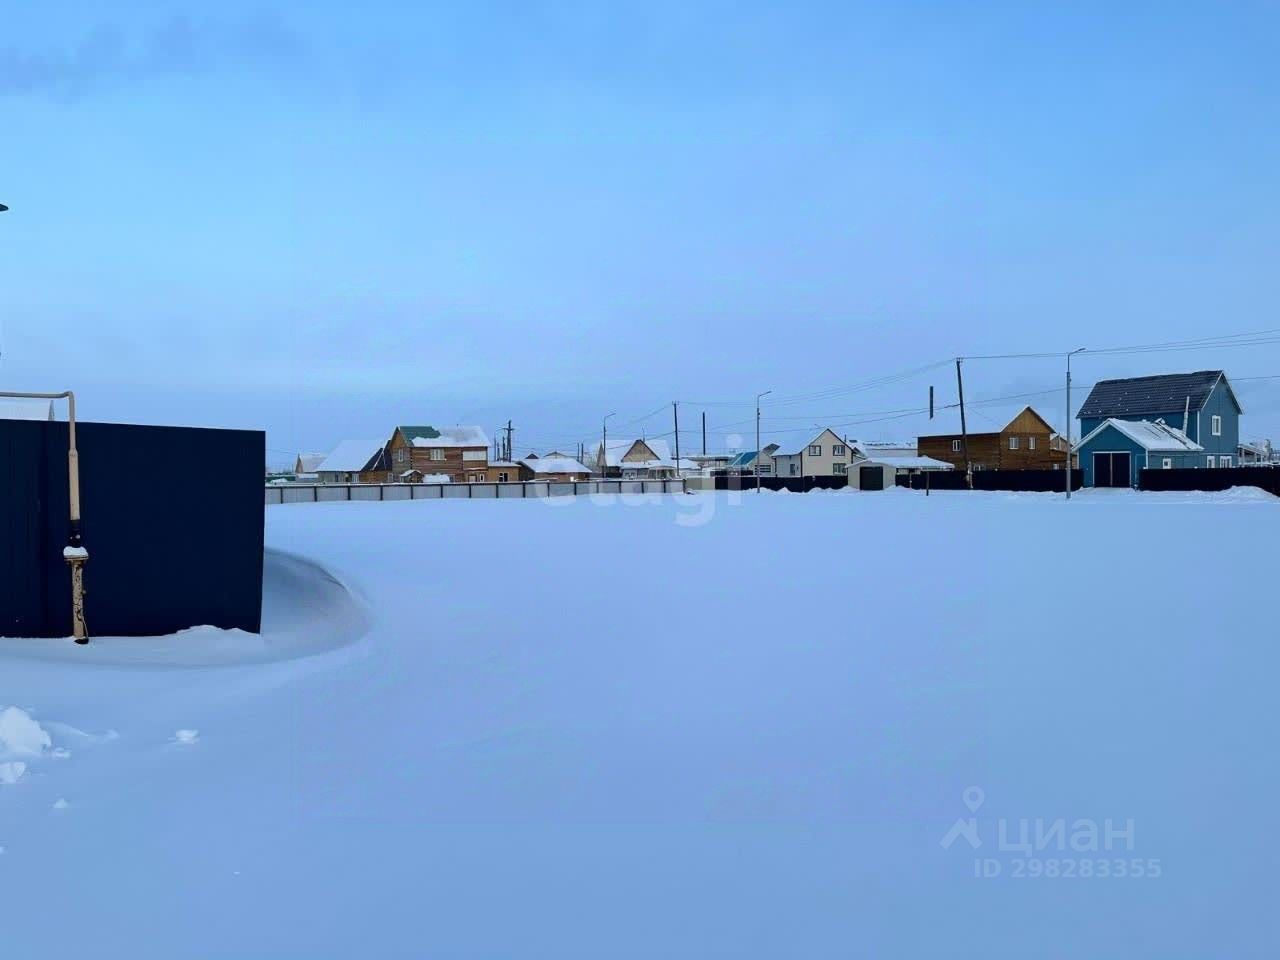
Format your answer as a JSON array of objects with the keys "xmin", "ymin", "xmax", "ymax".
[
  {"xmin": 0, "ymin": 706, "xmax": 52, "ymax": 758},
  {"xmin": 0, "ymin": 549, "xmax": 370, "ymax": 668}
]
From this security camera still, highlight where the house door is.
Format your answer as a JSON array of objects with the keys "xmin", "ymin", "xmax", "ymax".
[{"xmin": 1093, "ymin": 452, "xmax": 1131, "ymax": 488}]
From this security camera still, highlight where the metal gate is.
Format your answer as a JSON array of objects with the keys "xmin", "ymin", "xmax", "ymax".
[
  {"xmin": 1093, "ymin": 452, "xmax": 1132, "ymax": 488},
  {"xmin": 859, "ymin": 465, "xmax": 886, "ymax": 491}
]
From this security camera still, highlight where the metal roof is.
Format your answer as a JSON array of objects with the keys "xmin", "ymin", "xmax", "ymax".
[
  {"xmin": 1077, "ymin": 371, "xmax": 1229, "ymax": 419},
  {"xmin": 1073, "ymin": 418, "xmax": 1203, "ymax": 453}
]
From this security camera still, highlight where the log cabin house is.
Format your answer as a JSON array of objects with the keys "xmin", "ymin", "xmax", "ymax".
[
  {"xmin": 917, "ymin": 406, "xmax": 1069, "ymax": 471},
  {"xmin": 387, "ymin": 425, "xmax": 491, "ymax": 484}
]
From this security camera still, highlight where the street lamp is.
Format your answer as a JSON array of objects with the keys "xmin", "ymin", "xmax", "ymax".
[
  {"xmin": 755, "ymin": 390, "xmax": 772, "ymax": 492},
  {"xmin": 1066, "ymin": 348, "xmax": 1086, "ymax": 500},
  {"xmin": 601, "ymin": 413, "xmax": 615, "ymax": 479}
]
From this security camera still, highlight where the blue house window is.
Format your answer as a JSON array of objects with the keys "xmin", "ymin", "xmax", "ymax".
[{"xmin": 1212, "ymin": 415, "xmax": 1222, "ymax": 436}]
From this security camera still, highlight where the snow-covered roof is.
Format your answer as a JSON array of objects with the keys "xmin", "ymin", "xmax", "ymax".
[
  {"xmin": 519, "ymin": 456, "xmax": 591, "ymax": 475},
  {"xmin": 316, "ymin": 438, "xmax": 387, "ymax": 473},
  {"xmin": 853, "ymin": 440, "xmax": 916, "ymax": 457},
  {"xmin": 0, "ymin": 398, "xmax": 54, "ymax": 421},
  {"xmin": 1074, "ymin": 418, "xmax": 1203, "ymax": 453},
  {"xmin": 862, "ymin": 455, "xmax": 954, "ymax": 470},
  {"xmin": 420, "ymin": 473, "xmax": 451, "ymax": 484},
  {"xmin": 402, "ymin": 425, "xmax": 490, "ymax": 448},
  {"xmin": 599, "ymin": 437, "xmax": 674, "ymax": 468},
  {"xmin": 296, "ymin": 453, "xmax": 327, "ymax": 473}
]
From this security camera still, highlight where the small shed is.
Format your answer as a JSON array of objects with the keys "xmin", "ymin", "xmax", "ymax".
[
  {"xmin": 852, "ymin": 455, "xmax": 953, "ymax": 490},
  {"xmin": 1075, "ymin": 418, "xmax": 1203, "ymax": 488}
]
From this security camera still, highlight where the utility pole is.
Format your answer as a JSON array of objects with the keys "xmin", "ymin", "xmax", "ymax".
[
  {"xmin": 955, "ymin": 359, "xmax": 972, "ymax": 488},
  {"xmin": 504, "ymin": 420, "xmax": 513, "ymax": 462},
  {"xmin": 702, "ymin": 412, "xmax": 707, "ymax": 456},
  {"xmin": 673, "ymin": 402, "xmax": 680, "ymax": 476},
  {"xmin": 1066, "ymin": 348, "xmax": 1086, "ymax": 500},
  {"xmin": 756, "ymin": 390, "xmax": 772, "ymax": 492},
  {"xmin": 602, "ymin": 412, "xmax": 615, "ymax": 478}
]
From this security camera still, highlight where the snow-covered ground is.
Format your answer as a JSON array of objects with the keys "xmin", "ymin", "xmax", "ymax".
[{"xmin": 2, "ymin": 488, "xmax": 1276, "ymax": 957}]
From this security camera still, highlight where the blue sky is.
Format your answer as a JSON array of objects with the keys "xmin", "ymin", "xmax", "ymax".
[{"xmin": 4, "ymin": 1, "xmax": 1279, "ymax": 463}]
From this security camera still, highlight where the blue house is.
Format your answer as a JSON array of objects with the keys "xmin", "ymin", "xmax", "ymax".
[
  {"xmin": 1074, "ymin": 418, "xmax": 1203, "ymax": 487},
  {"xmin": 1076, "ymin": 371, "xmax": 1242, "ymax": 486}
]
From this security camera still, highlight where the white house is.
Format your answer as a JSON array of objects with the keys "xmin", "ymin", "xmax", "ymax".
[{"xmin": 770, "ymin": 429, "xmax": 855, "ymax": 478}]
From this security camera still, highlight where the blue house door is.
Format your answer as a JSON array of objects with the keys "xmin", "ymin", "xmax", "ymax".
[{"xmin": 1093, "ymin": 452, "xmax": 1131, "ymax": 488}]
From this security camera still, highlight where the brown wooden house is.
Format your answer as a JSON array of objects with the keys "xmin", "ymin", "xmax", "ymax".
[
  {"xmin": 918, "ymin": 406, "xmax": 1068, "ymax": 471},
  {"xmin": 387, "ymin": 425, "xmax": 491, "ymax": 483}
]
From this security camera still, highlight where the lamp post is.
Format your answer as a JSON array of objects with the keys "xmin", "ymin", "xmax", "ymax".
[
  {"xmin": 601, "ymin": 413, "xmax": 615, "ymax": 480},
  {"xmin": 755, "ymin": 390, "xmax": 771, "ymax": 492},
  {"xmin": 1066, "ymin": 348, "xmax": 1086, "ymax": 500}
]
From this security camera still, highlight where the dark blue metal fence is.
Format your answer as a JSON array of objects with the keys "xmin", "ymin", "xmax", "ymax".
[
  {"xmin": 1139, "ymin": 466, "xmax": 1280, "ymax": 497},
  {"xmin": 1, "ymin": 419, "xmax": 264, "ymax": 639},
  {"xmin": 896, "ymin": 469, "xmax": 1083, "ymax": 492}
]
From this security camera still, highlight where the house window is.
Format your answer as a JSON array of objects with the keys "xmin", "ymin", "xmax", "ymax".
[
  {"xmin": 790, "ymin": 463, "xmax": 799, "ymax": 476},
  {"xmin": 469, "ymin": 472, "xmax": 484, "ymax": 482},
  {"xmin": 808, "ymin": 444, "xmax": 822, "ymax": 456},
  {"xmin": 1009, "ymin": 437, "xmax": 1019, "ymax": 450},
  {"xmin": 1212, "ymin": 415, "xmax": 1222, "ymax": 436},
  {"xmin": 1029, "ymin": 437, "xmax": 1037, "ymax": 450},
  {"xmin": 760, "ymin": 464, "xmax": 773, "ymax": 475},
  {"xmin": 1220, "ymin": 456, "xmax": 1231, "ymax": 468},
  {"xmin": 952, "ymin": 439, "xmax": 961, "ymax": 453},
  {"xmin": 396, "ymin": 448, "xmax": 407, "ymax": 464},
  {"xmin": 833, "ymin": 444, "xmax": 846, "ymax": 456},
  {"xmin": 1162, "ymin": 458, "xmax": 1172, "ymax": 469},
  {"xmin": 1206, "ymin": 456, "xmax": 1216, "ymax": 468},
  {"xmin": 429, "ymin": 448, "xmax": 445, "ymax": 461},
  {"xmin": 833, "ymin": 463, "xmax": 847, "ymax": 475},
  {"xmin": 498, "ymin": 471, "xmax": 509, "ymax": 482}
]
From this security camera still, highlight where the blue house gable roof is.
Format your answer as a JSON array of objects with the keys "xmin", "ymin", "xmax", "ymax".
[{"xmin": 1078, "ymin": 370, "xmax": 1239, "ymax": 419}]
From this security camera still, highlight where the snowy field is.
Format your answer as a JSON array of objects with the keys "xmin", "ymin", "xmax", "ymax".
[{"xmin": 2, "ymin": 488, "xmax": 1277, "ymax": 957}]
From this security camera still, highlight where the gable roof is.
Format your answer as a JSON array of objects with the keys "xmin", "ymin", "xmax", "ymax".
[
  {"xmin": 1078, "ymin": 371, "xmax": 1235, "ymax": 419},
  {"xmin": 317, "ymin": 438, "xmax": 388, "ymax": 473},
  {"xmin": 398, "ymin": 425, "xmax": 490, "ymax": 448},
  {"xmin": 598, "ymin": 437, "xmax": 673, "ymax": 467},
  {"xmin": 773, "ymin": 428, "xmax": 848, "ymax": 458},
  {"xmin": 1003, "ymin": 406, "xmax": 1055, "ymax": 434},
  {"xmin": 1074, "ymin": 418, "xmax": 1203, "ymax": 453},
  {"xmin": 295, "ymin": 453, "xmax": 327, "ymax": 473}
]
